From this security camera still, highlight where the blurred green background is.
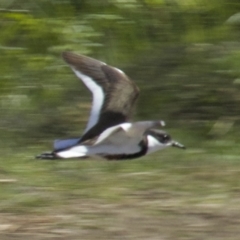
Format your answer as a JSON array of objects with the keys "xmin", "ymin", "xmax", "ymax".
[{"xmin": 1, "ymin": 0, "xmax": 240, "ymax": 239}]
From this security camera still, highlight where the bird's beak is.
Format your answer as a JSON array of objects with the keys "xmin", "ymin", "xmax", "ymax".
[{"xmin": 172, "ymin": 141, "xmax": 186, "ymax": 149}]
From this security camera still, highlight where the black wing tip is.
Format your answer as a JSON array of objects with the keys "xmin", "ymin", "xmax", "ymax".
[
  {"xmin": 62, "ymin": 51, "xmax": 86, "ymax": 67},
  {"xmin": 62, "ymin": 51, "xmax": 101, "ymax": 67},
  {"xmin": 62, "ymin": 50, "xmax": 73, "ymax": 56},
  {"xmin": 62, "ymin": 51, "xmax": 75, "ymax": 63}
]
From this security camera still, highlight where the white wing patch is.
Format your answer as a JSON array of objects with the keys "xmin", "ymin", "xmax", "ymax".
[
  {"xmin": 95, "ymin": 121, "xmax": 164, "ymax": 146},
  {"xmin": 71, "ymin": 67, "xmax": 105, "ymax": 133},
  {"xmin": 94, "ymin": 123, "xmax": 131, "ymax": 145}
]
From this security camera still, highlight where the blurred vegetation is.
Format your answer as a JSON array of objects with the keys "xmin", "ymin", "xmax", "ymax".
[
  {"xmin": 1, "ymin": 0, "xmax": 240, "ymax": 145},
  {"xmin": 1, "ymin": 1, "xmax": 240, "ymax": 239}
]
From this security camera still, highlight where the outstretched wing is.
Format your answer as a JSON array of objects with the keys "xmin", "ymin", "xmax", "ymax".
[
  {"xmin": 62, "ymin": 51, "xmax": 139, "ymax": 143},
  {"xmin": 94, "ymin": 121, "xmax": 165, "ymax": 146}
]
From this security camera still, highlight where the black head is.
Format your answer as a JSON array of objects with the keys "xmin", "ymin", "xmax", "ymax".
[
  {"xmin": 146, "ymin": 129, "xmax": 186, "ymax": 149},
  {"xmin": 146, "ymin": 129, "xmax": 171, "ymax": 144}
]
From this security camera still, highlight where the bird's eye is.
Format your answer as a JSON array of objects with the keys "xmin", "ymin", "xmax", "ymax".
[{"xmin": 162, "ymin": 134, "xmax": 170, "ymax": 143}]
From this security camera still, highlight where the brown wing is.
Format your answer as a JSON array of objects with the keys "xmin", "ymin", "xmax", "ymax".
[{"xmin": 62, "ymin": 51, "xmax": 139, "ymax": 142}]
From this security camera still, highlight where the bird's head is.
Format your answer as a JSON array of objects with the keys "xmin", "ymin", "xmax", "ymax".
[{"xmin": 146, "ymin": 129, "xmax": 185, "ymax": 154}]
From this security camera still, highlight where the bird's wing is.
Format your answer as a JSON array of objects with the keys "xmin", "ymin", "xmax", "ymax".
[
  {"xmin": 53, "ymin": 121, "xmax": 165, "ymax": 158},
  {"xmin": 93, "ymin": 121, "xmax": 165, "ymax": 146},
  {"xmin": 62, "ymin": 51, "xmax": 139, "ymax": 143}
]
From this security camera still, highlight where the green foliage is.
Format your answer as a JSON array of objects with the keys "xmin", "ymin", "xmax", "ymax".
[
  {"xmin": 0, "ymin": 0, "xmax": 240, "ymax": 142},
  {"xmin": 0, "ymin": 2, "xmax": 240, "ymax": 237}
]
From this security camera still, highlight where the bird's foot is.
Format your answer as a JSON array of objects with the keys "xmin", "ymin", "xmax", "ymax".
[{"xmin": 35, "ymin": 152, "xmax": 58, "ymax": 160}]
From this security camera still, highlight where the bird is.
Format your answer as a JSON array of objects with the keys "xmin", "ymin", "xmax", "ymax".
[{"xmin": 36, "ymin": 51, "xmax": 185, "ymax": 160}]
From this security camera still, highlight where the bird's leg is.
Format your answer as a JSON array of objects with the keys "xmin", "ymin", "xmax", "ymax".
[{"xmin": 36, "ymin": 152, "xmax": 58, "ymax": 160}]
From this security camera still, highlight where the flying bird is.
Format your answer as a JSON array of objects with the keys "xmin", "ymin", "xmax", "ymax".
[{"xmin": 36, "ymin": 52, "xmax": 185, "ymax": 160}]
